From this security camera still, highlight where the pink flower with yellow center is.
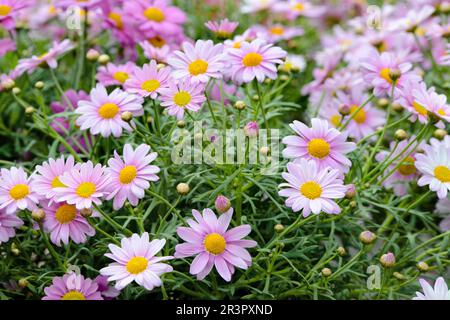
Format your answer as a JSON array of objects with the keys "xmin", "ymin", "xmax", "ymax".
[
  {"xmin": 42, "ymin": 273, "xmax": 103, "ymax": 300},
  {"xmin": 97, "ymin": 62, "xmax": 136, "ymax": 87},
  {"xmin": 0, "ymin": 0, "xmax": 31, "ymax": 30},
  {"xmin": 0, "ymin": 167, "xmax": 39, "ymax": 214},
  {"xmin": 106, "ymin": 144, "xmax": 160, "ymax": 210},
  {"xmin": 0, "ymin": 208, "xmax": 23, "ymax": 244},
  {"xmin": 205, "ymin": 19, "xmax": 239, "ymax": 39},
  {"xmin": 124, "ymin": 60, "xmax": 171, "ymax": 99},
  {"xmin": 413, "ymin": 277, "xmax": 450, "ymax": 300},
  {"xmin": 100, "ymin": 232, "xmax": 173, "ymax": 291},
  {"xmin": 174, "ymin": 208, "xmax": 257, "ymax": 282},
  {"xmin": 76, "ymin": 84, "xmax": 144, "ymax": 138},
  {"xmin": 279, "ymin": 159, "xmax": 347, "ymax": 217},
  {"xmin": 54, "ymin": 161, "xmax": 111, "ymax": 210}
]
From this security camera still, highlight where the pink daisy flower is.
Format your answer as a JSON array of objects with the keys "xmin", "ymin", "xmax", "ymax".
[
  {"xmin": 0, "ymin": 167, "xmax": 39, "ymax": 214},
  {"xmin": 413, "ymin": 84, "xmax": 450, "ymax": 124},
  {"xmin": 241, "ymin": 0, "xmax": 277, "ymax": 13},
  {"xmin": 16, "ymin": 39, "xmax": 74, "ymax": 75},
  {"xmin": 342, "ymin": 105, "xmax": 386, "ymax": 142},
  {"xmin": 54, "ymin": 0, "xmax": 103, "ymax": 10},
  {"xmin": 106, "ymin": 144, "xmax": 160, "ymax": 210},
  {"xmin": 31, "ymin": 155, "xmax": 78, "ymax": 202},
  {"xmin": 75, "ymin": 84, "xmax": 144, "ymax": 138},
  {"xmin": 100, "ymin": 232, "xmax": 173, "ymax": 291},
  {"xmin": 42, "ymin": 273, "xmax": 103, "ymax": 300},
  {"xmin": 413, "ymin": 277, "xmax": 450, "ymax": 300},
  {"xmin": 42, "ymin": 201, "xmax": 95, "ymax": 246},
  {"xmin": 54, "ymin": 161, "xmax": 111, "ymax": 210},
  {"xmin": 168, "ymin": 40, "xmax": 224, "ymax": 84},
  {"xmin": 226, "ymin": 39, "xmax": 287, "ymax": 84},
  {"xmin": 0, "ymin": 209, "xmax": 23, "ymax": 244},
  {"xmin": 279, "ymin": 159, "xmax": 347, "ymax": 217},
  {"xmin": 273, "ymin": 0, "xmax": 325, "ymax": 20},
  {"xmin": 140, "ymin": 40, "xmax": 171, "ymax": 63},
  {"xmin": 94, "ymin": 275, "xmax": 121, "ymax": 300},
  {"xmin": 282, "ymin": 118, "xmax": 356, "ymax": 173},
  {"xmin": 361, "ymin": 51, "xmax": 421, "ymax": 97},
  {"xmin": 397, "ymin": 81, "xmax": 431, "ymax": 124},
  {"xmin": 0, "ymin": 0, "xmax": 31, "ymax": 30},
  {"xmin": 159, "ymin": 79, "xmax": 206, "ymax": 120},
  {"xmin": 263, "ymin": 25, "xmax": 304, "ymax": 43},
  {"xmin": 96, "ymin": 62, "xmax": 136, "ymax": 87},
  {"xmin": 205, "ymin": 19, "xmax": 239, "ymax": 39},
  {"xmin": 124, "ymin": 60, "xmax": 171, "ymax": 99},
  {"xmin": 174, "ymin": 208, "xmax": 257, "ymax": 282},
  {"xmin": 416, "ymin": 146, "xmax": 450, "ymax": 199}
]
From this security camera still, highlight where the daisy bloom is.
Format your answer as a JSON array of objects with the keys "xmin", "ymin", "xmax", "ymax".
[
  {"xmin": 397, "ymin": 81, "xmax": 432, "ymax": 124},
  {"xmin": 42, "ymin": 273, "xmax": 103, "ymax": 300},
  {"xmin": 140, "ymin": 40, "xmax": 171, "ymax": 63},
  {"xmin": 106, "ymin": 144, "xmax": 160, "ymax": 210},
  {"xmin": 0, "ymin": 209, "xmax": 23, "ymax": 244},
  {"xmin": 413, "ymin": 277, "xmax": 450, "ymax": 300},
  {"xmin": 94, "ymin": 275, "xmax": 121, "ymax": 300},
  {"xmin": 263, "ymin": 25, "xmax": 304, "ymax": 43},
  {"xmin": 97, "ymin": 62, "xmax": 136, "ymax": 87},
  {"xmin": 416, "ymin": 146, "xmax": 450, "ymax": 199},
  {"xmin": 54, "ymin": 161, "xmax": 111, "ymax": 210},
  {"xmin": 205, "ymin": 19, "xmax": 239, "ymax": 39},
  {"xmin": 76, "ymin": 84, "xmax": 144, "ymax": 138},
  {"xmin": 0, "ymin": 167, "xmax": 39, "ymax": 214},
  {"xmin": 0, "ymin": 0, "xmax": 31, "ymax": 29},
  {"xmin": 361, "ymin": 51, "xmax": 421, "ymax": 97},
  {"xmin": 32, "ymin": 155, "xmax": 78, "ymax": 202},
  {"xmin": 16, "ymin": 39, "xmax": 74, "ymax": 75},
  {"xmin": 342, "ymin": 104, "xmax": 386, "ymax": 141},
  {"xmin": 168, "ymin": 40, "xmax": 224, "ymax": 84},
  {"xmin": 159, "ymin": 79, "xmax": 206, "ymax": 120},
  {"xmin": 241, "ymin": 0, "xmax": 276, "ymax": 13},
  {"xmin": 100, "ymin": 232, "xmax": 173, "ymax": 291},
  {"xmin": 124, "ymin": 60, "xmax": 171, "ymax": 99},
  {"xmin": 174, "ymin": 208, "xmax": 257, "ymax": 282},
  {"xmin": 273, "ymin": 0, "xmax": 325, "ymax": 20},
  {"xmin": 42, "ymin": 201, "xmax": 95, "ymax": 246},
  {"xmin": 227, "ymin": 39, "xmax": 287, "ymax": 84},
  {"xmin": 282, "ymin": 118, "xmax": 356, "ymax": 173},
  {"xmin": 54, "ymin": 0, "xmax": 103, "ymax": 10},
  {"xmin": 412, "ymin": 84, "xmax": 450, "ymax": 125},
  {"xmin": 279, "ymin": 159, "xmax": 347, "ymax": 217}
]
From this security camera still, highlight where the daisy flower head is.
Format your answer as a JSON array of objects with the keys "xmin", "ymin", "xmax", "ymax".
[
  {"xmin": 227, "ymin": 39, "xmax": 287, "ymax": 84},
  {"xmin": 0, "ymin": 0, "xmax": 32, "ymax": 29},
  {"xmin": 205, "ymin": 19, "xmax": 239, "ymax": 39},
  {"xmin": 100, "ymin": 232, "xmax": 173, "ymax": 291},
  {"xmin": 412, "ymin": 84, "xmax": 450, "ymax": 125},
  {"xmin": 413, "ymin": 277, "xmax": 450, "ymax": 300},
  {"xmin": 279, "ymin": 159, "xmax": 347, "ymax": 217},
  {"xmin": 32, "ymin": 155, "xmax": 78, "ymax": 202},
  {"xmin": 106, "ymin": 144, "xmax": 160, "ymax": 210},
  {"xmin": 0, "ymin": 167, "xmax": 39, "ymax": 214},
  {"xmin": 42, "ymin": 273, "xmax": 103, "ymax": 300},
  {"xmin": 241, "ymin": 0, "xmax": 277, "ymax": 13},
  {"xmin": 140, "ymin": 40, "xmax": 171, "ymax": 63},
  {"xmin": 16, "ymin": 39, "xmax": 73, "ymax": 75},
  {"xmin": 168, "ymin": 40, "xmax": 224, "ymax": 84},
  {"xmin": 174, "ymin": 208, "xmax": 257, "ymax": 282},
  {"xmin": 42, "ymin": 201, "xmax": 95, "ymax": 246},
  {"xmin": 397, "ymin": 80, "xmax": 431, "ymax": 124},
  {"xmin": 273, "ymin": 0, "xmax": 325, "ymax": 20},
  {"xmin": 76, "ymin": 84, "xmax": 144, "ymax": 138},
  {"xmin": 54, "ymin": 0, "xmax": 103, "ymax": 10},
  {"xmin": 416, "ymin": 145, "xmax": 450, "ymax": 199},
  {"xmin": 282, "ymin": 118, "xmax": 356, "ymax": 173},
  {"xmin": 54, "ymin": 161, "xmax": 111, "ymax": 210},
  {"xmin": 0, "ymin": 208, "xmax": 23, "ymax": 244},
  {"xmin": 361, "ymin": 51, "xmax": 421, "ymax": 97},
  {"xmin": 94, "ymin": 275, "xmax": 121, "ymax": 300},
  {"xmin": 264, "ymin": 25, "xmax": 304, "ymax": 43},
  {"xmin": 96, "ymin": 62, "xmax": 136, "ymax": 87},
  {"xmin": 159, "ymin": 79, "xmax": 206, "ymax": 120},
  {"xmin": 124, "ymin": 60, "xmax": 171, "ymax": 99}
]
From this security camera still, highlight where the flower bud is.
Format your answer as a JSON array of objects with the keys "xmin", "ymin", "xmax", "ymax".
[
  {"xmin": 12, "ymin": 87, "xmax": 21, "ymax": 95},
  {"xmin": 1, "ymin": 78, "xmax": 15, "ymax": 90},
  {"xmin": 393, "ymin": 272, "xmax": 405, "ymax": 280},
  {"xmin": 234, "ymin": 100, "xmax": 246, "ymax": 110},
  {"xmin": 260, "ymin": 146, "xmax": 269, "ymax": 156},
  {"xmin": 345, "ymin": 184, "xmax": 356, "ymax": 199},
  {"xmin": 274, "ymin": 224, "xmax": 284, "ymax": 233},
  {"xmin": 359, "ymin": 230, "xmax": 376, "ymax": 244},
  {"xmin": 252, "ymin": 94, "xmax": 259, "ymax": 101},
  {"xmin": 280, "ymin": 74, "xmax": 289, "ymax": 81},
  {"xmin": 321, "ymin": 268, "xmax": 332, "ymax": 277},
  {"xmin": 177, "ymin": 120, "xmax": 186, "ymax": 128},
  {"xmin": 34, "ymin": 81, "xmax": 44, "ymax": 89},
  {"xmin": 394, "ymin": 129, "xmax": 408, "ymax": 141},
  {"xmin": 32, "ymin": 209, "xmax": 45, "ymax": 222},
  {"xmin": 338, "ymin": 104, "xmax": 350, "ymax": 116},
  {"xmin": 121, "ymin": 111, "xmax": 133, "ymax": 122},
  {"xmin": 388, "ymin": 69, "xmax": 401, "ymax": 82},
  {"xmin": 416, "ymin": 261, "xmax": 429, "ymax": 272},
  {"xmin": 380, "ymin": 252, "xmax": 396, "ymax": 268},
  {"xmin": 97, "ymin": 54, "xmax": 110, "ymax": 65},
  {"xmin": 80, "ymin": 208, "xmax": 93, "ymax": 218},
  {"xmin": 176, "ymin": 183, "xmax": 190, "ymax": 195},
  {"xmin": 86, "ymin": 49, "xmax": 100, "ymax": 61},
  {"xmin": 349, "ymin": 200, "xmax": 357, "ymax": 208},
  {"xmin": 215, "ymin": 195, "xmax": 231, "ymax": 213},
  {"xmin": 157, "ymin": 63, "xmax": 166, "ymax": 70},
  {"xmin": 244, "ymin": 121, "xmax": 259, "ymax": 137},
  {"xmin": 337, "ymin": 246, "xmax": 346, "ymax": 256},
  {"xmin": 25, "ymin": 106, "xmax": 35, "ymax": 114},
  {"xmin": 377, "ymin": 98, "xmax": 389, "ymax": 108},
  {"xmin": 392, "ymin": 102, "xmax": 403, "ymax": 112},
  {"xmin": 433, "ymin": 129, "xmax": 447, "ymax": 140},
  {"xmin": 11, "ymin": 243, "xmax": 20, "ymax": 256},
  {"xmin": 18, "ymin": 278, "xmax": 29, "ymax": 288}
]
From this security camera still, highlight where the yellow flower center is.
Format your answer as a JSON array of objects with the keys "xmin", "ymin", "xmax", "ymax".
[
  {"xmin": 55, "ymin": 204, "xmax": 77, "ymax": 224},
  {"xmin": 173, "ymin": 91, "xmax": 191, "ymax": 107},
  {"xmin": 233, "ymin": 41, "xmax": 242, "ymax": 49},
  {"xmin": 300, "ymin": 181, "xmax": 322, "ymax": 200},
  {"xmin": 437, "ymin": 109, "xmax": 446, "ymax": 116},
  {"xmin": 292, "ymin": 3, "xmax": 305, "ymax": 11},
  {"xmin": 141, "ymin": 79, "xmax": 160, "ymax": 92},
  {"xmin": 398, "ymin": 156, "xmax": 416, "ymax": 176},
  {"xmin": 413, "ymin": 101, "xmax": 428, "ymax": 116},
  {"xmin": 0, "ymin": 5, "xmax": 12, "ymax": 16},
  {"xmin": 379, "ymin": 67, "xmax": 396, "ymax": 84},
  {"xmin": 108, "ymin": 12, "xmax": 123, "ymax": 29},
  {"xmin": 113, "ymin": 71, "xmax": 129, "ymax": 84},
  {"xmin": 434, "ymin": 165, "xmax": 450, "ymax": 183},
  {"xmin": 350, "ymin": 105, "xmax": 367, "ymax": 124},
  {"xmin": 330, "ymin": 114, "xmax": 341, "ymax": 127},
  {"xmin": 126, "ymin": 256, "xmax": 148, "ymax": 274},
  {"xmin": 48, "ymin": 5, "xmax": 56, "ymax": 15},
  {"xmin": 148, "ymin": 36, "xmax": 166, "ymax": 48},
  {"xmin": 188, "ymin": 59, "xmax": 209, "ymax": 76},
  {"xmin": 9, "ymin": 184, "xmax": 29, "ymax": 200},
  {"xmin": 242, "ymin": 52, "xmax": 263, "ymax": 67},
  {"xmin": 51, "ymin": 176, "xmax": 66, "ymax": 188},
  {"xmin": 307, "ymin": 138, "xmax": 330, "ymax": 159},
  {"xmin": 98, "ymin": 103, "xmax": 120, "ymax": 119},
  {"xmin": 415, "ymin": 27, "xmax": 426, "ymax": 37},
  {"xmin": 119, "ymin": 165, "xmax": 137, "ymax": 184},
  {"xmin": 144, "ymin": 7, "xmax": 165, "ymax": 22},
  {"xmin": 61, "ymin": 290, "xmax": 85, "ymax": 300},
  {"xmin": 76, "ymin": 182, "xmax": 96, "ymax": 198},
  {"xmin": 204, "ymin": 233, "xmax": 226, "ymax": 255},
  {"xmin": 270, "ymin": 26, "xmax": 285, "ymax": 35}
]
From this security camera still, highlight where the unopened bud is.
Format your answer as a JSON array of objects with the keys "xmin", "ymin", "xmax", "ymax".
[
  {"xmin": 321, "ymin": 268, "xmax": 332, "ymax": 277},
  {"xmin": 252, "ymin": 94, "xmax": 259, "ymax": 101},
  {"xmin": 80, "ymin": 208, "xmax": 93, "ymax": 218},
  {"xmin": 392, "ymin": 102, "xmax": 403, "ymax": 112},
  {"xmin": 86, "ymin": 49, "xmax": 100, "ymax": 61},
  {"xmin": 393, "ymin": 272, "xmax": 406, "ymax": 280},
  {"xmin": 337, "ymin": 246, "xmax": 346, "ymax": 256},
  {"xmin": 34, "ymin": 81, "xmax": 44, "ymax": 89},
  {"xmin": 388, "ymin": 69, "xmax": 401, "ymax": 82},
  {"xmin": 338, "ymin": 104, "xmax": 350, "ymax": 116},
  {"xmin": 12, "ymin": 87, "xmax": 21, "ymax": 95},
  {"xmin": 380, "ymin": 252, "xmax": 396, "ymax": 268},
  {"xmin": 32, "ymin": 209, "xmax": 45, "ymax": 222},
  {"xmin": 147, "ymin": 116, "xmax": 154, "ymax": 124},
  {"xmin": 215, "ymin": 195, "xmax": 231, "ymax": 213},
  {"xmin": 274, "ymin": 224, "xmax": 284, "ymax": 233},
  {"xmin": 121, "ymin": 111, "xmax": 133, "ymax": 122},
  {"xmin": 97, "ymin": 54, "xmax": 110, "ymax": 65},
  {"xmin": 177, "ymin": 120, "xmax": 186, "ymax": 128},
  {"xmin": 18, "ymin": 278, "xmax": 29, "ymax": 288},
  {"xmin": 176, "ymin": 183, "xmax": 190, "ymax": 195},
  {"xmin": 377, "ymin": 98, "xmax": 389, "ymax": 108},
  {"xmin": 433, "ymin": 129, "xmax": 447, "ymax": 140},
  {"xmin": 359, "ymin": 230, "xmax": 376, "ymax": 244},
  {"xmin": 345, "ymin": 184, "xmax": 356, "ymax": 199},
  {"xmin": 157, "ymin": 63, "xmax": 166, "ymax": 70},
  {"xmin": 394, "ymin": 129, "xmax": 408, "ymax": 141},
  {"xmin": 280, "ymin": 74, "xmax": 289, "ymax": 81},
  {"xmin": 416, "ymin": 261, "xmax": 429, "ymax": 272},
  {"xmin": 25, "ymin": 106, "xmax": 35, "ymax": 114},
  {"xmin": 260, "ymin": 146, "xmax": 270, "ymax": 156},
  {"xmin": 234, "ymin": 100, "xmax": 246, "ymax": 110},
  {"xmin": 1, "ymin": 78, "xmax": 15, "ymax": 90},
  {"xmin": 244, "ymin": 121, "xmax": 259, "ymax": 137},
  {"xmin": 349, "ymin": 200, "xmax": 357, "ymax": 208}
]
